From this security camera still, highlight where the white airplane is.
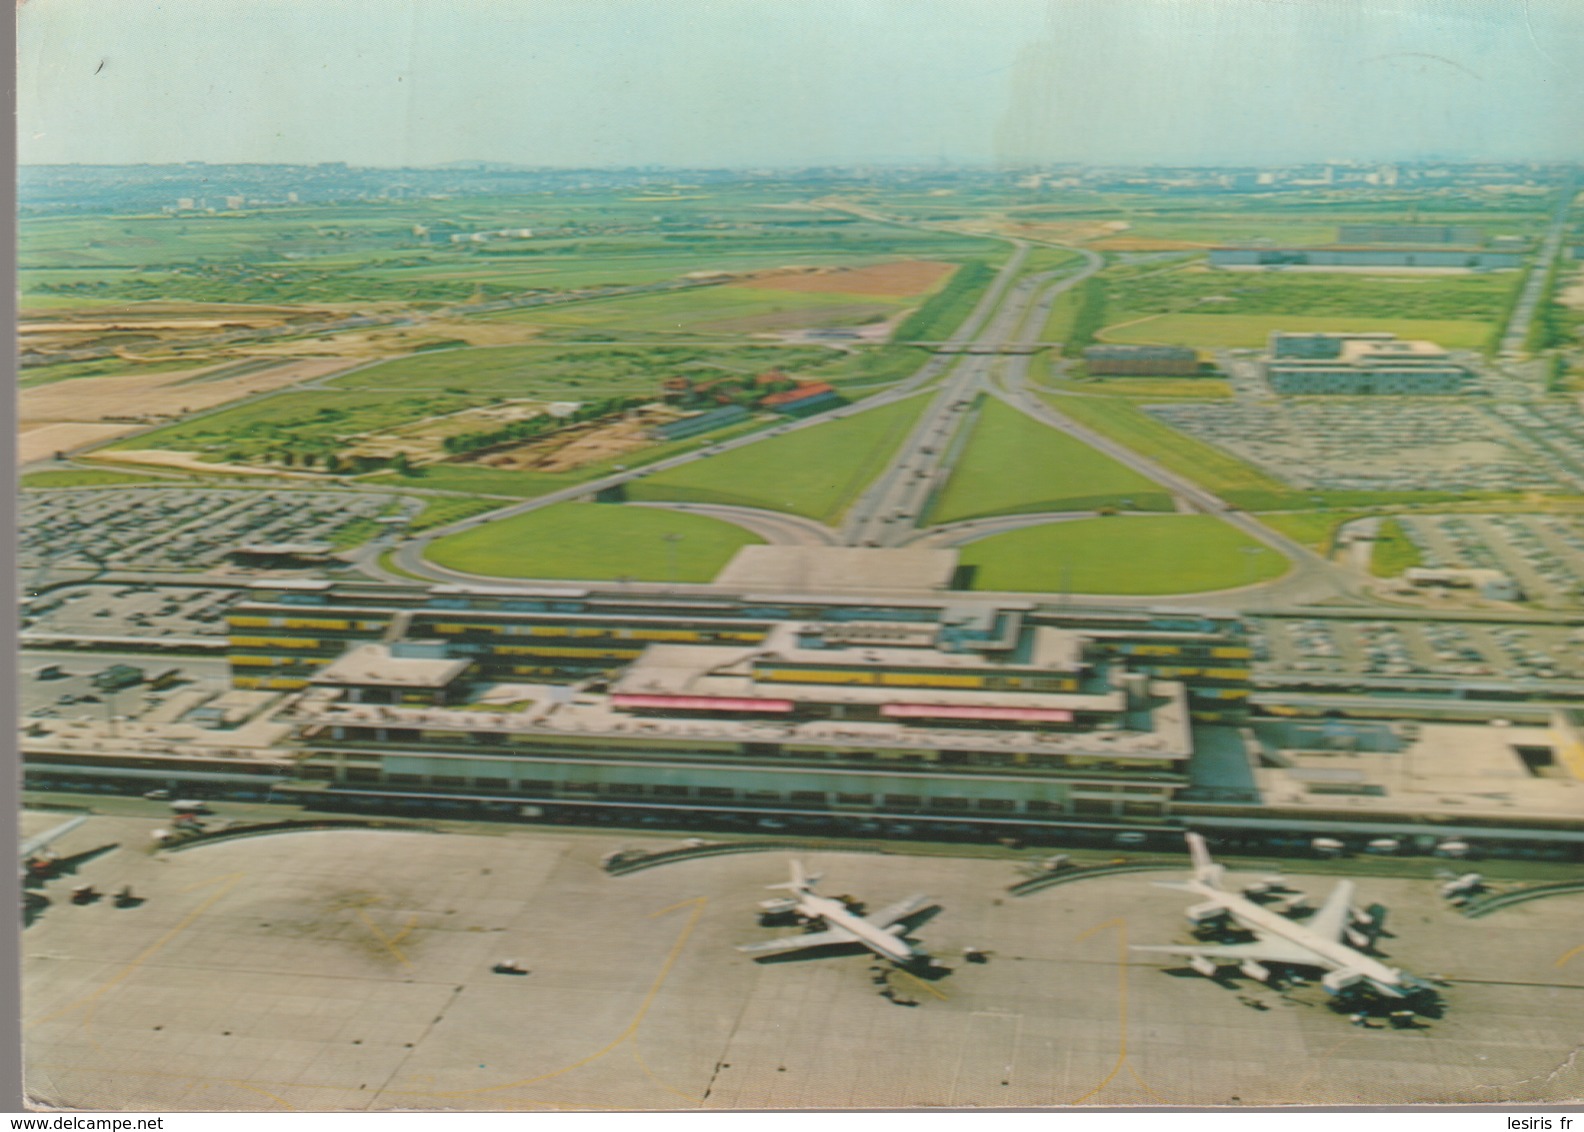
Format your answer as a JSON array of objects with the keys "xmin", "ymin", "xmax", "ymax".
[
  {"xmin": 738, "ymin": 860, "xmax": 930, "ymax": 965},
  {"xmin": 21, "ymin": 816, "xmax": 87, "ymax": 867},
  {"xmin": 1132, "ymin": 833, "xmax": 1417, "ymax": 999}
]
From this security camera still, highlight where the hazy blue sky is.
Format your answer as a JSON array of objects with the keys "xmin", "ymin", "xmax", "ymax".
[{"xmin": 17, "ymin": 0, "xmax": 1584, "ymax": 167}]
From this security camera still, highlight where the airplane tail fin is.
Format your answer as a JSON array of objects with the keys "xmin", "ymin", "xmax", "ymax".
[
  {"xmin": 1186, "ymin": 833, "xmax": 1225, "ymax": 890},
  {"xmin": 768, "ymin": 859, "xmax": 820, "ymax": 892}
]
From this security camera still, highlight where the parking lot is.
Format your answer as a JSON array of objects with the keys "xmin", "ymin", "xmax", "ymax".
[
  {"xmin": 20, "ymin": 649, "xmax": 233, "ymax": 728},
  {"xmin": 18, "ymin": 487, "xmax": 416, "ymax": 573},
  {"xmin": 23, "ymin": 582, "xmax": 240, "ymax": 641},
  {"xmin": 1145, "ymin": 398, "xmax": 1583, "ymax": 493},
  {"xmin": 1396, "ymin": 513, "xmax": 1584, "ymax": 608},
  {"xmin": 1251, "ymin": 615, "xmax": 1584, "ymax": 681}
]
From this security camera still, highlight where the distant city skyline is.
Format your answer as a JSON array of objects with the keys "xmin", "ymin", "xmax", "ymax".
[{"xmin": 18, "ymin": 0, "xmax": 1584, "ymax": 169}]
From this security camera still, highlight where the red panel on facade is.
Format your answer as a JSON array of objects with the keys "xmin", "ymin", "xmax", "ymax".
[
  {"xmin": 880, "ymin": 703, "xmax": 1073, "ymax": 723},
  {"xmin": 612, "ymin": 694, "xmax": 795, "ymax": 713}
]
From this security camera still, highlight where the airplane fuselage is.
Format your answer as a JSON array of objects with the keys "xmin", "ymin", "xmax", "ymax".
[
  {"xmin": 798, "ymin": 890, "xmax": 917, "ymax": 964},
  {"xmin": 1191, "ymin": 882, "xmax": 1403, "ymax": 989}
]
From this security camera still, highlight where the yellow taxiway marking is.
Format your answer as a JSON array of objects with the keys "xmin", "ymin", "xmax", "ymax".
[
  {"xmin": 357, "ymin": 909, "xmax": 418, "ymax": 968},
  {"xmin": 1070, "ymin": 917, "xmax": 1131, "ymax": 1105},
  {"xmin": 891, "ymin": 967, "xmax": 948, "ymax": 1001},
  {"xmin": 28, "ymin": 872, "xmax": 246, "ymax": 1032},
  {"xmin": 1555, "ymin": 943, "xmax": 1584, "ymax": 969},
  {"xmin": 388, "ymin": 895, "xmax": 710, "ymax": 1101},
  {"xmin": 1069, "ymin": 917, "xmax": 1169, "ymax": 1106}
]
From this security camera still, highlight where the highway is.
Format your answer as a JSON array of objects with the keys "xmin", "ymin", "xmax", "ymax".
[
  {"xmin": 384, "ymin": 235, "xmax": 1048, "ymax": 580},
  {"xmin": 1497, "ymin": 180, "xmax": 1576, "ymax": 357},
  {"xmin": 840, "ymin": 247, "xmax": 1104, "ymax": 547}
]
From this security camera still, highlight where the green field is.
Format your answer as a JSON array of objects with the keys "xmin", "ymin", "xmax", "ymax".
[
  {"xmin": 423, "ymin": 502, "xmax": 762, "ymax": 582},
  {"xmin": 19, "ymin": 468, "xmax": 176, "ymax": 489},
  {"xmin": 894, "ymin": 259, "xmax": 998, "ymax": 341},
  {"xmin": 1099, "ymin": 312, "xmax": 1493, "ymax": 350},
  {"xmin": 19, "ymin": 194, "xmax": 998, "ymax": 310},
  {"xmin": 328, "ymin": 342, "xmax": 841, "ymax": 396},
  {"xmin": 491, "ymin": 284, "xmax": 909, "ymax": 337},
  {"xmin": 958, "ymin": 515, "xmax": 1288, "ymax": 594},
  {"xmin": 1255, "ymin": 511, "xmax": 1367, "ymax": 555},
  {"xmin": 626, "ymin": 395, "xmax": 927, "ymax": 523},
  {"xmin": 1370, "ymin": 517, "xmax": 1425, "ymax": 577},
  {"xmin": 929, "ymin": 399, "xmax": 1173, "ymax": 523}
]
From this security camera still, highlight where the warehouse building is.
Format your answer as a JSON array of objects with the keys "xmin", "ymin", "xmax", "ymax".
[
  {"xmin": 1082, "ymin": 345, "xmax": 1200, "ymax": 376},
  {"xmin": 1262, "ymin": 332, "xmax": 1473, "ymax": 395},
  {"xmin": 1210, "ymin": 246, "xmax": 1522, "ymax": 270}
]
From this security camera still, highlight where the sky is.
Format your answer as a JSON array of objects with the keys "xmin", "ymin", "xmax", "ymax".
[{"xmin": 16, "ymin": 0, "xmax": 1584, "ymax": 168}]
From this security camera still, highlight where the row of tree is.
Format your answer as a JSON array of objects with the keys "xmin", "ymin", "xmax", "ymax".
[{"xmin": 440, "ymin": 395, "xmax": 649, "ymax": 456}]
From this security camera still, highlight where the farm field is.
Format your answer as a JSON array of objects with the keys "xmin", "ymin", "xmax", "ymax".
[
  {"xmin": 626, "ymin": 394, "xmax": 928, "ymax": 523},
  {"xmin": 422, "ymin": 501, "xmax": 762, "ymax": 582},
  {"xmin": 957, "ymin": 514, "xmax": 1288, "ymax": 594},
  {"xmin": 928, "ymin": 398, "xmax": 1173, "ymax": 523},
  {"xmin": 487, "ymin": 284, "xmax": 908, "ymax": 337},
  {"xmin": 1089, "ymin": 258, "xmax": 1518, "ymax": 351},
  {"xmin": 325, "ymin": 342, "xmax": 843, "ymax": 396},
  {"xmin": 1098, "ymin": 312, "xmax": 1493, "ymax": 350}
]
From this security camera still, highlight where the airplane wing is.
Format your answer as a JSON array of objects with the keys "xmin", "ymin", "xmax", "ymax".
[
  {"xmin": 862, "ymin": 893, "xmax": 929, "ymax": 931},
  {"xmin": 20, "ymin": 816, "xmax": 86, "ymax": 860},
  {"xmin": 738, "ymin": 927, "xmax": 859, "ymax": 956},
  {"xmin": 1131, "ymin": 938, "xmax": 1319, "ymax": 965},
  {"xmin": 1307, "ymin": 880, "xmax": 1356, "ymax": 943}
]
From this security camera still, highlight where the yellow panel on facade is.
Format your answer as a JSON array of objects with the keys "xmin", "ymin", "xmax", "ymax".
[
  {"xmin": 1204, "ymin": 668, "xmax": 1251, "ymax": 681},
  {"xmin": 232, "ymin": 676, "xmax": 260, "ymax": 689},
  {"xmin": 229, "ymin": 656, "xmax": 276, "ymax": 667},
  {"xmin": 1131, "ymin": 644, "xmax": 1181, "ymax": 657},
  {"xmin": 879, "ymin": 672, "xmax": 985, "ymax": 689},
  {"xmin": 267, "ymin": 678, "xmax": 309, "ymax": 690},
  {"xmin": 283, "ymin": 618, "xmax": 350, "ymax": 631},
  {"xmin": 1212, "ymin": 647, "xmax": 1253, "ymax": 659},
  {"xmin": 760, "ymin": 668, "xmax": 875, "ymax": 685},
  {"xmin": 227, "ymin": 616, "xmax": 274, "ymax": 629}
]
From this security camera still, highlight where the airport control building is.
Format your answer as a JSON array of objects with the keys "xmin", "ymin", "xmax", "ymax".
[{"xmin": 221, "ymin": 581, "xmax": 1255, "ymax": 828}]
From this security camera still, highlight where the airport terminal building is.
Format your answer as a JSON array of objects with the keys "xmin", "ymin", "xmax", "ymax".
[{"xmin": 222, "ymin": 581, "xmax": 1255, "ymax": 828}]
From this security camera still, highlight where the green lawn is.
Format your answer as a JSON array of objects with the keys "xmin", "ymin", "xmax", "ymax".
[
  {"xmin": 1098, "ymin": 313, "xmax": 1493, "ymax": 350},
  {"xmin": 929, "ymin": 398, "xmax": 1173, "ymax": 523},
  {"xmin": 423, "ymin": 502, "xmax": 762, "ymax": 582},
  {"xmin": 19, "ymin": 468, "xmax": 176, "ymax": 489},
  {"xmin": 1255, "ymin": 511, "xmax": 1367, "ymax": 555},
  {"xmin": 626, "ymin": 395, "xmax": 928, "ymax": 523},
  {"xmin": 496, "ymin": 285, "xmax": 906, "ymax": 336},
  {"xmin": 1370, "ymin": 518, "xmax": 1425, "ymax": 577},
  {"xmin": 958, "ymin": 515, "xmax": 1288, "ymax": 594}
]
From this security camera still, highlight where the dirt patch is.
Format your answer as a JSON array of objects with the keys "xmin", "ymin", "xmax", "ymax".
[
  {"xmin": 21, "ymin": 356, "xmax": 357, "ymax": 427},
  {"xmin": 695, "ymin": 303, "xmax": 894, "ymax": 334},
  {"xmin": 467, "ymin": 409, "xmax": 679, "ymax": 474},
  {"xmin": 730, "ymin": 260, "xmax": 955, "ymax": 298},
  {"xmin": 18, "ymin": 423, "xmax": 146, "ymax": 465},
  {"xmin": 350, "ymin": 400, "xmax": 549, "ymax": 464},
  {"xmin": 1000, "ymin": 219, "xmax": 1130, "ymax": 245},
  {"xmin": 1557, "ymin": 265, "xmax": 1584, "ymax": 311}
]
